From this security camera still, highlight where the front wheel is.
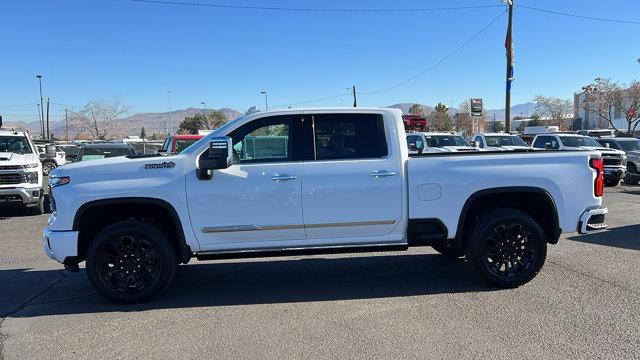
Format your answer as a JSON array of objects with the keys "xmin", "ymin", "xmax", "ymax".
[
  {"xmin": 42, "ymin": 161, "xmax": 57, "ymax": 176},
  {"xmin": 465, "ymin": 209, "xmax": 547, "ymax": 288},
  {"xmin": 86, "ymin": 220, "xmax": 177, "ymax": 304},
  {"xmin": 623, "ymin": 164, "xmax": 640, "ymax": 185}
]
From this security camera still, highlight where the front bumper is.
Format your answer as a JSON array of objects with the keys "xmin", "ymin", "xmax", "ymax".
[
  {"xmin": 603, "ymin": 166, "xmax": 625, "ymax": 181},
  {"xmin": 0, "ymin": 186, "xmax": 43, "ymax": 207},
  {"xmin": 578, "ymin": 207, "xmax": 608, "ymax": 234},
  {"xmin": 43, "ymin": 227, "xmax": 78, "ymax": 263}
]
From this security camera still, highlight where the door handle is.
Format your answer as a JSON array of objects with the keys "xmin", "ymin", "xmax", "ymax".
[
  {"xmin": 271, "ymin": 174, "xmax": 298, "ymax": 181},
  {"xmin": 370, "ymin": 170, "xmax": 397, "ymax": 177}
]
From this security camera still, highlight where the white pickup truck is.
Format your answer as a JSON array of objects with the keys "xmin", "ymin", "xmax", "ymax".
[
  {"xmin": 0, "ymin": 130, "xmax": 45, "ymax": 214},
  {"xmin": 44, "ymin": 108, "xmax": 607, "ymax": 303}
]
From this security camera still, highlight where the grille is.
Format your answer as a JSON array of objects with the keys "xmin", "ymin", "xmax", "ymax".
[
  {"xmin": 0, "ymin": 165, "xmax": 23, "ymax": 170},
  {"xmin": 0, "ymin": 172, "xmax": 27, "ymax": 185},
  {"xmin": 603, "ymin": 157, "xmax": 622, "ymax": 166}
]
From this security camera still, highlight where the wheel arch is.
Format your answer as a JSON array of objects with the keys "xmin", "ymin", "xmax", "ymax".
[
  {"xmin": 72, "ymin": 197, "xmax": 192, "ymax": 264},
  {"xmin": 454, "ymin": 186, "xmax": 561, "ymax": 247}
]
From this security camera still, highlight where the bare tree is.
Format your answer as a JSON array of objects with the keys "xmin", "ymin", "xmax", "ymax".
[
  {"xmin": 72, "ymin": 99, "xmax": 129, "ymax": 140},
  {"xmin": 455, "ymin": 101, "xmax": 487, "ymax": 135},
  {"xmin": 619, "ymin": 80, "xmax": 640, "ymax": 135},
  {"xmin": 533, "ymin": 95, "xmax": 573, "ymax": 130},
  {"xmin": 582, "ymin": 78, "xmax": 624, "ymax": 131}
]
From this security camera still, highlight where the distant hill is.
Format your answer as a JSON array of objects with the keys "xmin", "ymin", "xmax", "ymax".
[
  {"xmin": 486, "ymin": 102, "xmax": 537, "ymax": 122},
  {"xmin": 3, "ymin": 107, "xmax": 243, "ymax": 139}
]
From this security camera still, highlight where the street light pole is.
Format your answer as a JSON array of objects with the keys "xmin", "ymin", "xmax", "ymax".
[
  {"xmin": 260, "ymin": 91, "xmax": 268, "ymax": 111},
  {"xmin": 36, "ymin": 75, "xmax": 45, "ymax": 139},
  {"xmin": 201, "ymin": 101, "xmax": 206, "ymax": 116},
  {"xmin": 504, "ymin": 0, "xmax": 515, "ymax": 132},
  {"xmin": 45, "ymin": 97, "xmax": 50, "ymax": 140}
]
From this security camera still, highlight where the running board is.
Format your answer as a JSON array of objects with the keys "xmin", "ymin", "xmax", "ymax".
[{"xmin": 196, "ymin": 244, "xmax": 408, "ymax": 261}]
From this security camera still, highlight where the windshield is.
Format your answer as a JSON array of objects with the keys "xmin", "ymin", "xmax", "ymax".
[
  {"xmin": 175, "ymin": 139, "xmax": 198, "ymax": 154},
  {"xmin": 0, "ymin": 136, "xmax": 32, "ymax": 155},
  {"xmin": 425, "ymin": 135, "xmax": 470, "ymax": 147},
  {"xmin": 485, "ymin": 135, "xmax": 528, "ymax": 147},
  {"xmin": 559, "ymin": 136, "xmax": 602, "ymax": 148},
  {"xmin": 618, "ymin": 140, "xmax": 640, "ymax": 152},
  {"xmin": 80, "ymin": 147, "xmax": 133, "ymax": 161}
]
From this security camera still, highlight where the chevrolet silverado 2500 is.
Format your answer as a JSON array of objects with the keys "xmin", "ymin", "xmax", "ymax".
[{"xmin": 44, "ymin": 108, "xmax": 607, "ymax": 303}]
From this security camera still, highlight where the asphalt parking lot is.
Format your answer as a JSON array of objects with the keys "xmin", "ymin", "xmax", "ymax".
[{"xmin": 0, "ymin": 186, "xmax": 639, "ymax": 360}]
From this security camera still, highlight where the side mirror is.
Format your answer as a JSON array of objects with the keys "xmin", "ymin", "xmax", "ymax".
[
  {"xmin": 604, "ymin": 143, "xmax": 610, "ymax": 148},
  {"xmin": 408, "ymin": 141, "xmax": 419, "ymax": 152},
  {"xmin": 199, "ymin": 136, "xmax": 232, "ymax": 172},
  {"xmin": 45, "ymin": 144, "xmax": 56, "ymax": 156},
  {"xmin": 544, "ymin": 143, "xmax": 554, "ymax": 150}
]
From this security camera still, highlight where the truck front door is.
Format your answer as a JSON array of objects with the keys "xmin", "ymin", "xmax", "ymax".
[{"xmin": 186, "ymin": 115, "xmax": 306, "ymax": 250}]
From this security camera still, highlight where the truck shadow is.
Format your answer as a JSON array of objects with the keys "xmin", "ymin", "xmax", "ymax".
[
  {"xmin": 3, "ymin": 254, "xmax": 496, "ymax": 318},
  {"xmin": 0, "ymin": 195, "xmax": 52, "ymax": 218},
  {"xmin": 566, "ymin": 224, "xmax": 640, "ymax": 251}
]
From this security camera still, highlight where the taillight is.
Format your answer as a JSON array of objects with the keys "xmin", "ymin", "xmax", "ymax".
[{"xmin": 590, "ymin": 158, "xmax": 604, "ymax": 197}]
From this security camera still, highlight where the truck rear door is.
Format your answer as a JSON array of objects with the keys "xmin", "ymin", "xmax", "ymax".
[{"xmin": 301, "ymin": 113, "xmax": 402, "ymax": 240}]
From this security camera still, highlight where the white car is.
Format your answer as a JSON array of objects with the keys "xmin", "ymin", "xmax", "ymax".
[
  {"xmin": 407, "ymin": 132, "xmax": 478, "ymax": 154},
  {"xmin": 531, "ymin": 133, "xmax": 626, "ymax": 186},
  {"xmin": 44, "ymin": 107, "xmax": 607, "ymax": 303},
  {"xmin": 473, "ymin": 133, "xmax": 531, "ymax": 151},
  {"xmin": 0, "ymin": 130, "xmax": 45, "ymax": 214}
]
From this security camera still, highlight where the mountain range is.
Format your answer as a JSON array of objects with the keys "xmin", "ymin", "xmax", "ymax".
[{"xmin": 2, "ymin": 102, "xmax": 536, "ymax": 138}]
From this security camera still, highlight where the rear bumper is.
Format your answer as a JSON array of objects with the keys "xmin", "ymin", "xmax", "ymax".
[
  {"xmin": 43, "ymin": 227, "xmax": 78, "ymax": 263},
  {"xmin": 0, "ymin": 186, "xmax": 43, "ymax": 207},
  {"xmin": 578, "ymin": 207, "xmax": 608, "ymax": 234}
]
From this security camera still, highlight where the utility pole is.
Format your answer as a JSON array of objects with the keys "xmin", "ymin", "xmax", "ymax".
[
  {"xmin": 504, "ymin": 0, "xmax": 514, "ymax": 132},
  {"xmin": 36, "ymin": 75, "xmax": 45, "ymax": 139},
  {"xmin": 352, "ymin": 85, "xmax": 357, "ymax": 107},
  {"xmin": 167, "ymin": 90, "xmax": 172, "ymax": 134},
  {"xmin": 45, "ymin": 97, "xmax": 50, "ymax": 140},
  {"xmin": 65, "ymin": 108, "xmax": 69, "ymax": 142},
  {"xmin": 201, "ymin": 101, "xmax": 207, "ymax": 116}
]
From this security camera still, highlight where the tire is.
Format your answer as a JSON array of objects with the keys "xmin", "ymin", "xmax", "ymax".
[
  {"xmin": 29, "ymin": 195, "xmax": 45, "ymax": 216},
  {"xmin": 42, "ymin": 161, "xmax": 57, "ymax": 176},
  {"xmin": 465, "ymin": 209, "xmax": 547, "ymax": 288},
  {"xmin": 431, "ymin": 240, "xmax": 464, "ymax": 258},
  {"xmin": 604, "ymin": 179, "xmax": 620, "ymax": 187},
  {"xmin": 623, "ymin": 164, "xmax": 640, "ymax": 185},
  {"xmin": 86, "ymin": 220, "xmax": 177, "ymax": 304}
]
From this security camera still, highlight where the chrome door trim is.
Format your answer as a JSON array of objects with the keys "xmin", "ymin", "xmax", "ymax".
[
  {"xmin": 196, "ymin": 241, "xmax": 407, "ymax": 256},
  {"xmin": 201, "ymin": 219, "xmax": 396, "ymax": 233}
]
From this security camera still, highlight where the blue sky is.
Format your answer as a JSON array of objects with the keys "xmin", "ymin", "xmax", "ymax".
[{"xmin": 1, "ymin": 0, "xmax": 639, "ymax": 123}]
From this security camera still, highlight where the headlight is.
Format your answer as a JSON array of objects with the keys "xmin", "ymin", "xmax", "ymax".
[
  {"xmin": 49, "ymin": 176, "xmax": 70, "ymax": 188},
  {"xmin": 23, "ymin": 163, "xmax": 39, "ymax": 169},
  {"xmin": 26, "ymin": 171, "xmax": 39, "ymax": 184}
]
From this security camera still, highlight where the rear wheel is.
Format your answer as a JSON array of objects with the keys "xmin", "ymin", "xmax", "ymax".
[
  {"xmin": 86, "ymin": 220, "xmax": 177, "ymax": 304},
  {"xmin": 623, "ymin": 164, "xmax": 640, "ymax": 185},
  {"xmin": 465, "ymin": 209, "xmax": 547, "ymax": 288}
]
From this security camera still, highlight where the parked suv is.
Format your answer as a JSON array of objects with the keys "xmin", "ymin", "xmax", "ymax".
[
  {"xmin": 595, "ymin": 137, "xmax": 640, "ymax": 185},
  {"xmin": 532, "ymin": 133, "xmax": 626, "ymax": 186},
  {"xmin": 407, "ymin": 132, "xmax": 478, "ymax": 154},
  {"xmin": 76, "ymin": 143, "xmax": 136, "ymax": 162},
  {"xmin": 473, "ymin": 133, "xmax": 531, "ymax": 151},
  {"xmin": 0, "ymin": 130, "xmax": 44, "ymax": 214}
]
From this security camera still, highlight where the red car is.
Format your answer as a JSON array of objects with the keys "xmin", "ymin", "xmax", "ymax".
[
  {"xmin": 159, "ymin": 134, "xmax": 204, "ymax": 155},
  {"xmin": 402, "ymin": 114, "xmax": 428, "ymax": 130}
]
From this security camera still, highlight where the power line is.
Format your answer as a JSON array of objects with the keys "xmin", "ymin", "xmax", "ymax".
[
  {"xmin": 519, "ymin": 4, "xmax": 640, "ymax": 25},
  {"xmin": 131, "ymin": 0, "xmax": 503, "ymax": 13},
  {"xmin": 359, "ymin": 9, "xmax": 506, "ymax": 95}
]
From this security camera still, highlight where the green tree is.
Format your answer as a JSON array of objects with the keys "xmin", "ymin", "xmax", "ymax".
[
  {"xmin": 177, "ymin": 110, "xmax": 229, "ymax": 134},
  {"xmin": 428, "ymin": 102, "xmax": 454, "ymax": 131},
  {"xmin": 140, "ymin": 126, "xmax": 146, "ymax": 139},
  {"xmin": 408, "ymin": 103, "xmax": 425, "ymax": 117}
]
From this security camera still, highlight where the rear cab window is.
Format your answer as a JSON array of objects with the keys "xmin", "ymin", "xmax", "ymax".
[{"xmin": 310, "ymin": 113, "xmax": 387, "ymax": 160}]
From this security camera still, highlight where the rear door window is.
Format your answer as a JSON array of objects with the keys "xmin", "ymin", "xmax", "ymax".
[{"xmin": 311, "ymin": 114, "xmax": 387, "ymax": 160}]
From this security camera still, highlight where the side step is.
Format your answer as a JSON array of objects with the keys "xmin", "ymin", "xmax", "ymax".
[{"xmin": 196, "ymin": 244, "xmax": 408, "ymax": 261}]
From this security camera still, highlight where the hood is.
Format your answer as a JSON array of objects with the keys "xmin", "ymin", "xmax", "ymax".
[
  {"xmin": 0, "ymin": 152, "xmax": 40, "ymax": 166},
  {"xmin": 578, "ymin": 146, "xmax": 625, "ymax": 155}
]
